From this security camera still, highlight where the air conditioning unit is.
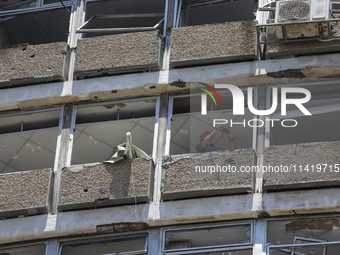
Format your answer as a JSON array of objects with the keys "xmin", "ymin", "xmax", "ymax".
[{"xmin": 275, "ymin": 0, "xmax": 331, "ymax": 39}]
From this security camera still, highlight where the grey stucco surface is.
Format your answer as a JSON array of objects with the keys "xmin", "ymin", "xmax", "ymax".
[
  {"xmin": 170, "ymin": 20, "xmax": 257, "ymax": 67},
  {"xmin": 0, "ymin": 42, "xmax": 68, "ymax": 87},
  {"xmin": 266, "ymin": 27, "xmax": 340, "ymax": 58},
  {"xmin": 0, "ymin": 169, "xmax": 52, "ymax": 218},
  {"xmin": 263, "ymin": 141, "xmax": 340, "ymax": 190},
  {"xmin": 162, "ymin": 149, "xmax": 254, "ymax": 200},
  {"xmin": 74, "ymin": 31, "xmax": 163, "ymax": 77},
  {"xmin": 58, "ymin": 159, "xmax": 152, "ymax": 211}
]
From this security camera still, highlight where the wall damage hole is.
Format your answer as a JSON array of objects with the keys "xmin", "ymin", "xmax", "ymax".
[
  {"xmin": 111, "ymin": 90, "xmax": 117, "ymax": 93},
  {"xmin": 149, "ymin": 85, "xmax": 156, "ymax": 89},
  {"xmin": 22, "ymin": 47, "xmax": 27, "ymax": 51},
  {"xmin": 30, "ymin": 54, "xmax": 35, "ymax": 58},
  {"xmin": 83, "ymin": 188, "xmax": 88, "ymax": 192}
]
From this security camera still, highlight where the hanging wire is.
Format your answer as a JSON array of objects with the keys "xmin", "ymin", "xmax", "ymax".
[
  {"xmin": 42, "ymin": 9, "xmax": 55, "ymax": 40},
  {"xmin": 59, "ymin": 0, "xmax": 70, "ymax": 13}
]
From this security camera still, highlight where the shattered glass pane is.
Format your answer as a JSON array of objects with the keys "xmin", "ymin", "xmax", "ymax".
[{"xmin": 164, "ymin": 224, "xmax": 251, "ymax": 250}]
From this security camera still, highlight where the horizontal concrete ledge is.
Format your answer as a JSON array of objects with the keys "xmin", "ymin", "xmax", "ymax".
[
  {"xmin": 1, "ymin": 188, "xmax": 340, "ymax": 244},
  {"xmin": 1, "ymin": 53, "xmax": 340, "ymax": 112}
]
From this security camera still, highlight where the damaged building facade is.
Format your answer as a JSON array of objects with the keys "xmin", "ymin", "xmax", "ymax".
[{"xmin": 1, "ymin": 0, "xmax": 340, "ymax": 254}]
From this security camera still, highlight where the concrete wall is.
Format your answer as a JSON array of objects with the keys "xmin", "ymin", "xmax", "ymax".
[
  {"xmin": 0, "ymin": 42, "xmax": 69, "ymax": 88},
  {"xmin": 161, "ymin": 149, "xmax": 254, "ymax": 200},
  {"xmin": 58, "ymin": 159, "xmax": 154, "ymax": 211},
  {"xmin": 170, "ymin": 20, "xmax": 257, "ymax": 67},
  {"xmin": 0, "ymin": 169, "xmax": 53, "ymax": 219},
  {"xmin": 74, "ymin": 31, "xmax": 163, "ymax": 78},
  {"xmin": 263, "ymin": 141, "xmax": 340, "ymax": 191},
  {"xmin": 266, "ymin": 27, "xmax": 340, "ymax": 59}
]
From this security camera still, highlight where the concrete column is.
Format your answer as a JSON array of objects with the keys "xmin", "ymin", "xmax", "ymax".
[
  {"xmin": 45, "ymin": 239, "xmax": 59, "ymax": 255},
  {"xmin": 52, "ymin": 104, "xmax": 76, "ymax": 214},
  {"xmin": 149, "ymin": 94, "xmax": 169, "ymax": 220},
  {"xmin": 253, "ymin": 220, "xmax": 267, "ymax": 255}
]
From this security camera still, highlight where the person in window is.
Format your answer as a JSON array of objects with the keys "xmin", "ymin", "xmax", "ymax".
[{"xmin": 196, "ymin": 125, "xmax": 236, "ymax": 153}]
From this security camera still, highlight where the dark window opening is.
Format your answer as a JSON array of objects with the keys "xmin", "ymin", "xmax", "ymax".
[
  {"xmin": 79, "ymin": 0, "xmax": 165, "ymax": 37},
  {"xmin": 0, "ymin": 7, "xmax": 70, "ymax": 48},
  {"xmin": 177, "ymin": 0, "xmax": 257, "ymax": 27}
]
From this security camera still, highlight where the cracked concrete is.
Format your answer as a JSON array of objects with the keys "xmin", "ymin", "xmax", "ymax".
[
  {"xmin": 162, "ymin": 149, "xmax": 254, "ymax": 200},
  {"xmin": 0, "ymin": 42, "xmax": 68, "ymax": 88},
  {"xmin": 58, "ymin": 159, "xmax": 153, "ymax": 211}
]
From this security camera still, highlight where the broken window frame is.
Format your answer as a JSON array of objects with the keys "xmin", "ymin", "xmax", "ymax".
[
  {"xmin": 161, "ymin": 222, "xmax": 254, "ymax": 253},
  {"xmin": 0, "ymin": 107, "xmax": 63, "ymax": 173},
  {"xmin": 58, "ymin": 233, "xmax": 149, "ymax": 255},
  {"xmin": 75, "ymin": 0, "xmax": 167, "ymax": 37},
  {"xmin": 265, "ymin": 82, "xmax": 340, "ymax": 147},
  {"xmin": 166, "ymin": 88, "xmax": 258, "ymax": 155},
  {"xmin": 68, "ymin": 96, "xmax": 160, "ymax": 166},
  {"xmin": 267, "ymin": 241, "xmax": 340, "ymax": 255}
]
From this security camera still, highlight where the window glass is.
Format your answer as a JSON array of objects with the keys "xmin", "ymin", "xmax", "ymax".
[
  {"xmin": 170, "ymin": 92, "xmax": 253, "ymax": 155},
  {"xmin": 178, "ymin": 0, "xmax": 256, "ymax": 27},
  {"xmin": 82, "ymin": 0, "xmax": 165, "ymax": 37},
  {"xmin": 0, "ymin": 244, "xmax": 46, "ymax": 255},
  {"xmin": 164, "ymin": 224, "xmax": 252, "ymax": 251},
  {"xmin": 0, "ymin": 110, "xmax": 60, "ymax": 173},
  {"xmin": 72, "ymin": 100, "xmax": 157, "ymax": 165},
  {"xmin": 61, "ymin": 236, "xmax": 147, "ymax": 255},
  {"xmin": 270, "ymin": 94, "xmax": 340, "ymax": 146},
  {"xmin": 269, "ymin": 243, "xmax": 340, "ymax": 255}
]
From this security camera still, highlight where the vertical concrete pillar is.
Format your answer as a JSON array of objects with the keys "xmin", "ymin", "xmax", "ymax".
[
  {"xmin": 52, "ymin": 104, "xmax": 75, "ymax": 214},
  {"xmin": 253, "ymin": 219, "xmax": 267, "ymax": 255},
  {"xmin": 149, "ymin": 94, "xmax": 169, "ymax": 220}
]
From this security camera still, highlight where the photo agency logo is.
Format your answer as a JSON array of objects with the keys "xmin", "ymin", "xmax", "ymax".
[{"xmin": 198, "ymin": 83, "xmax": 312, "ymax": 128}]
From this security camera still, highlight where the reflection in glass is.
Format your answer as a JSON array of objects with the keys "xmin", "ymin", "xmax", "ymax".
[{"xmin": 61, "ymin": 236, "xmax": 147, "ymax": 255}]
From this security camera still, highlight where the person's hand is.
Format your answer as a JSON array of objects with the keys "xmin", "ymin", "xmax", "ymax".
[
  {"xmin": 224, "ymin": 128, "xmax": 234, "ymax": 139},
  {"xmin": 214, "ymin": 125, "xmax": 222, "ymax": 133}
]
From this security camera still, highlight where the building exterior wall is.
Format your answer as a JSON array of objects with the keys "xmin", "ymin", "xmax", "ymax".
[{"xmin": 0, "ymin": 0, "xmax": 340, "ymax": 254}]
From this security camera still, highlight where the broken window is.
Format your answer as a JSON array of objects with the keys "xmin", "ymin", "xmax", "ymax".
[
  {"xmin": 268, "ymin": 88, "xmax": 340, "ymax": 146},
  {"xmin": 168, "ymin": 90, "xmax": 254, "ymax": 155},
  {"xmin": 60, "ymin": 235, "xmax": 148, "ymax": 255},
  {"xmin": 267, "ymin": 218, "xmax": 340, "ymax": 245},
  {"xmin": 76, "ymin": 0, "xmax": 165, "ymax": 37},
  {"xmin": 268, "ymin": 218, "xmax": 340, "ymax": 255},
  {"xmin": 0, "ymin": 109, "xmax": 60, "ymax": 173},
  {"xmin": 163, "ymin": 223, "xmax": 252, "ymax": 253},
  {"xmin": 71, "ymin": 99, "xmax": 158, "ymax": 165},
  {"xmin": 0, "ymin": 243, "xmax": 46, "ymax": 255},
  {"xmin": 173, "ymin": 0, "xmax": 257, "ymax": 27},
  {"xmin": 0, "ymin": 7, "xmax": 71, "ymax": 48}
]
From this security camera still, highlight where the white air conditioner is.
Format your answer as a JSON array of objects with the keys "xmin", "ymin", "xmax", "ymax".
[{"xmin": 275, "ymin": 0, "xmax": 331, "ymax": 39}]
